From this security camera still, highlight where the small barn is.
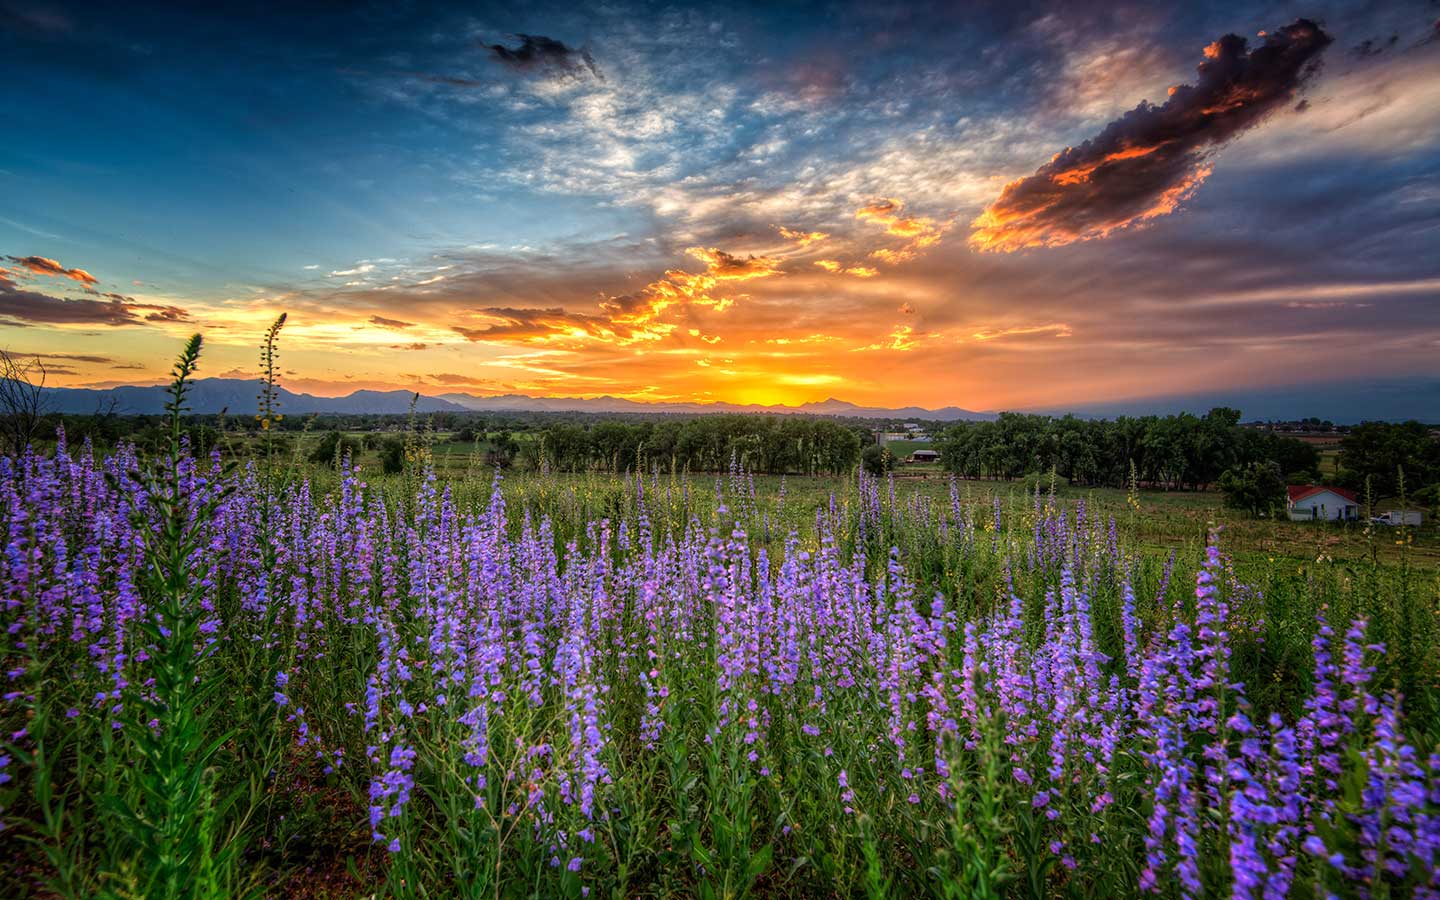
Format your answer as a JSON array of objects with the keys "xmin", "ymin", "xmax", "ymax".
[
  {"xmin": 1287, "ymin": 485, "xmax": 1359, "ymax": 522},
  {"xmin": 908, "ymin": 449, "xmax": 940, "ymax": 464}
]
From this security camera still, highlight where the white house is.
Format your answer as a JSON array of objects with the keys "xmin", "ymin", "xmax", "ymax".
[{"xmin": 1287, "ymin": 485, "xmax": 1359, "ymax": 521}]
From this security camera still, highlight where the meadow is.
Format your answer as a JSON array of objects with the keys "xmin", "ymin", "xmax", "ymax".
[{"xmin": 1, "ymin": 347, "xmax": 1437, "ymax": 899}]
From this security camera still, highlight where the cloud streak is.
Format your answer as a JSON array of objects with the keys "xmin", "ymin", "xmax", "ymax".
[
  {"xmin": 970, "ymin": 19, "xmax": 1333, "ymax": 253},
  {"xmin": 4, "ymin": 351, "xmax": 113, "ymax": 364}
]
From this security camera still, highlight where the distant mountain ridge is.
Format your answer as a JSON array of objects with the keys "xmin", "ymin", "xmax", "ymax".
[
  {"xmin": 33, "ymin": 376, "xmax": 1437, "ymax": 423},
  {"xmin": 1041, "ymin": 377, "xmax": 1440, "ymax": 425},
  {"xmin": 41, "ymin": 379, "xmax": 469, "ymax": 416},
  {"xmin": 37, "ymin": 378, "xmax": 993, "ymax": 420},
  {"xmin": 436, "ymin": 392, "xmax": 991, "ymax": 420}
]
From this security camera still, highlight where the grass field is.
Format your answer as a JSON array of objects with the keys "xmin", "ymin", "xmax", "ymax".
[
  {"xmin": 300, "ymin": 435, "xmax": 1440, "ymax": 570},
  {"xmin": 876, "ymin": 438, "xmax": 936, "ymax": 459}
]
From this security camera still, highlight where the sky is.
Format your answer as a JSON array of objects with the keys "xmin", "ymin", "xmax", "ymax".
[{"xmin": 1, "ymin": 0, "xmax": 1438, "ymax": 413}]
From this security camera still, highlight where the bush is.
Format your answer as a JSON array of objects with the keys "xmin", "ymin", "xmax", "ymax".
[
  {"xmin": 1413, "ymin": 483, "xmax": 1440, "ymax": 516},
  {"xmin": 452, "ymin": 425, "xmax": 479, "ymax": 444},
  {"xmin": 379, "ymin": 435, "xmax": 407, "ymax": 474},
  {"xmin": 861, "ymin": 443, "xmax": 894, "ymax": 475},
  {"xmin": 308, "ymin": 430, "xmax": 360, "ymax": 466}
]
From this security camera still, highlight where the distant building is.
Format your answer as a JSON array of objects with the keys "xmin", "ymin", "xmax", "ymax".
[
  {"xmin": 908, "ymin": 449, "xmax": 940, "ymax": 464},
  {"xmin": 1287, "ymin": 485, "xmax": 1359, "ymax": 521}
]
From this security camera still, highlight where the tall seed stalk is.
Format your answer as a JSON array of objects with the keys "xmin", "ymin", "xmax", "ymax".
[
  {"xmin": 257, "ymin": 312, "xmax": 287, "ymax": 477},
  {"xmin": 106, "ymin": 335, "xmax": 245, "ymax": 899}
]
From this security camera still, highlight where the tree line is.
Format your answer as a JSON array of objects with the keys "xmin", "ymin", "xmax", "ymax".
[
  {"xmin": 935, "ymin": 408, "xmax": 1322, "ymax": 491},
  {"xmin": 1337, "ymin": 421, "xmax": 1440, "ymax": 502},
  {"xmin": 528, "ymin": 415, "xmax": 864, "ymax": 475}
]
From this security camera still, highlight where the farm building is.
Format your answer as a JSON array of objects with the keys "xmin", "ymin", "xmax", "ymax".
[
  {"xmin": 908, "ymin": 449, "xmax": 940, "ymax": 464},
  {"xmin": 1287, "ymin": 485, "xmax": 1360, "ymax": 521}
]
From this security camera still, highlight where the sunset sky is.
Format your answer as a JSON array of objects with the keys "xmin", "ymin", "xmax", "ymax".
[{"xmin": 2, "ymin": 1, "xmax": 1438, "ymax": 412}]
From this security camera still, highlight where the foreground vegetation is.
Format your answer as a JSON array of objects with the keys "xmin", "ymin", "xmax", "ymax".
[{"xmin": 1, "ymin": 340, "xmax": 1438, "ymax": 899}]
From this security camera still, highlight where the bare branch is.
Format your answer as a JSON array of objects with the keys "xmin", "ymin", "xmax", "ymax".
[{"xmin": 0, "ymin": 349, "xmax": 52, "ymax": 454}]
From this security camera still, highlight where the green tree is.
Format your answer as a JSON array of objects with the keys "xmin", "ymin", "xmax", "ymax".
[
  {"xmin": 1218, "ymin": 461, "xmax": 1287, "ymax": 517},
  {"xmin": 1338, "ymin": 421, "xmax": 1439, "ymax": 497}
]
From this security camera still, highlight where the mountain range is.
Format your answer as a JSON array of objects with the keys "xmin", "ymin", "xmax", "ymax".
[
  {"xmin": 37, "ymin": 379, "xmax": 992, "ymax": 420},
  {"xmin": 30, "ymin": 376, "xmax": 1439, "ymax": 423},
  {"xmin": 436, "ymin": 392, "xmax": 992, "ymax": 420}
]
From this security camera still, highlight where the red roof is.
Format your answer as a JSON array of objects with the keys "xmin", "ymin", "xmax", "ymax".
[{"xmin": 1287, "ymin": 485, "xmax": 1358, "ymax": 504}]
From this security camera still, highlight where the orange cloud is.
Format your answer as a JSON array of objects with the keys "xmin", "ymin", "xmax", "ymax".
[
  {"xmin": 453, "ymin": 246, "xmax": 781, "ymax": 346},
  {"xmin": 856, "ymin": 324, "xmax": 936, "ymax": 352},
  {"xmin": 856, "ymin": 198, "xmax": 935, "ymax": 238},
  {"xmin": 854, "ymin": 198, "xmax": 949, "ymax": 264},
  {"xmin": 5, "ymin": 255, "xmax": 99, "ymax": 285},
  {"xmin": 778, "ymin": 226, "xmax": 829, "ymax": 247},
  {"xmin": 685, "ymin": 247, "xmax": 781, "ymax": 281},
  {"xmin": 814, "ymin": 259, "xmax": 877, "ymax": 277}
]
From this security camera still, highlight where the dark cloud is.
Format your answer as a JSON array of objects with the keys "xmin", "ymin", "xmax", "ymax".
[
  {"xmin": 369, "ymin": 314, "xmax": 416, "ymax": 329},
  {"xmin": 427, "ymin": 373, "xmax": 495, "ymax": 386},
  {"xmin": 453, "ymin": 306, "xmax": 617, "ymax": 343},
  {"xmin": 484, "ymin": 34, "xmax": 601, "ymax": 80},
  {"xmin": 391, "ymin": 342, "xmax": 429, "ymax": 351},
  {"xmin": 0, "ymin": 283, "xmax": 134, "ymax": 325},
  {"xmin": 691, "ymin": 249, "xmax": 780, "ymax": 279},
  {"xmin": 856, "ymin": 199, "xmax": 901, "ymax": 219},
  {"xmin": 0, "ymin": 280, "xmax": 188, "ymax": 326},
  {"xmin": 135, "ymin": 302, "xmax": 190, "ymax": 322},
  {"xmin": 5, "ymin": 255, "xmax": 99, "ymax": 285},
  {"xmin": 1351, "ymin": 35, "xmax": 1399, "ymax": 58},
  {"xmin": 6, "ymin": 351, "xmax": 113, "ymax": 364},
  {"xmin": 971, "ymin": 19, "xmax": 1332, "ymax": 253},
  {"xmin": 0, "ymin": 6, "xmax": 72, "ymax": 35}
]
